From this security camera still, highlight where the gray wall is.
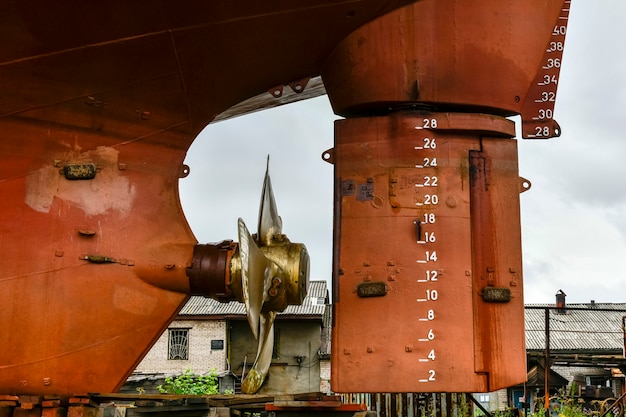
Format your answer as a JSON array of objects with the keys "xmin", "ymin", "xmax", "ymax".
[{"xmin": 229, "ymin": 319, "xmax": 322, "ymax": 394}]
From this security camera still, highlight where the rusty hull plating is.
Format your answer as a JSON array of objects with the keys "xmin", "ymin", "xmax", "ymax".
[
  {"xmin": 0, "ymin": 0, "xmax": 571, "ymax": 396},
  {"xmin": 327, "ymin": 113, "xmax": 526, "ymax": 392},
  {"xmin": 0, "ymin": 0, "xmax": 413, "ymax": 395},
  {"xmin": 322, "ymin": 0, "xmax": 570, "ymax": 393}
]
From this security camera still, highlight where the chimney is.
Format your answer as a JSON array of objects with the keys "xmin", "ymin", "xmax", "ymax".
[{"xmin": 555, "ymin": 289, "xmax": 566, "ymax": 314}]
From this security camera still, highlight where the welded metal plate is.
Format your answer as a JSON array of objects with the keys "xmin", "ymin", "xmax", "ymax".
[{"xmin": 331, "ymin": 113, "xmax": 526, "ymax": 393}]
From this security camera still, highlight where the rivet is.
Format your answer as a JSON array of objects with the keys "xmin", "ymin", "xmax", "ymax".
[
  {"xmin": 43, "ymin": 378, "xmax": 51, "ymax": 386},
  {"xmin": 363, "ymin": 262, "xmax": 371, "ymax": 267},
  {"xmin": 367, "ymin": 346, "xmax": 374, "ymax": 353},
  {"xmin": 371, "ymin": 195, "xmax": 384, "ymax": 208},
  {"xmin": 179, "ymin": 164, "xmax": 190, "ymax": 178},
  {"xmin": 269, "ymin": 86, "xmax": 283, "ymax": 98},
  {"xmin": 388, "ymin": 275, "xmax": 396, "ymax": 281},
  {"xmin": 136, "ymin": 110, "xmax": 151, "ymax": 120},
  {"xmin": 465, "ymin": 270, "xmax": 471, "ymax": 276},
  {"xmin": 509, "ymin": 267, "xmax": 516, "ymax": 273},
  {"xmin": 510, "ymin": 280, "xmax": 518, "ymax": 287},
  {"xmin": 118, "ymin": 163, "xmax": 127, "ymax": 170},
  {"xmin": 85, "ymin": 96, "xmax": 103, "ymax": 106},
  {"xmin": 268, "ymin": 277, "xmax": 281, "ymax": 297},
  {"xmin": 445, "ymin": 196, "xmax": 458, "ymax": 208},
  {"xmin": 405, "ymin": 346, "xmax": 413, "ymax": 352},
  {"xmin": 127, "ymin": 260, "xmax": 135, "ymax": 266},
  {"xmin": 387, "ymin": 261, "xmax": 395, "ymax": 266},
  {"xmin": 343, "ymin": 349, "xmax": 351, "ymax": 355},
  {"xmin": 54, "ymin": 250, "xmax": 64, "ymax": 257},
  {"xmin": 164, "ymin": 263, "xmax": 175, "ymax": 269},
  {"xmin": 338, "ymin": 268, "xmax": 345, "ymax": 275},
  {"xmin": 364, "ymin": 275, "xmax": 372, "ymax": 282}
]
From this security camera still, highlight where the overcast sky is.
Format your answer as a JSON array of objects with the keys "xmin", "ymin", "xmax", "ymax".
[{"xmin": 180, "ymin": 0, "xmax": 626, "ymax": 305}]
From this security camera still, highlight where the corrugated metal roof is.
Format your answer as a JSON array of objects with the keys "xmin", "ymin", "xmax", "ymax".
[
  {"xmin": 182, "ymin": 290, "xmax": 625, "ymax": 352},
  {"xmin": 525, "ymin": 303, "xmax": 626, "ymax": 352},
  {"xmin": 179, "ymin": 280, "xmax": 328, "ymax": 318}
]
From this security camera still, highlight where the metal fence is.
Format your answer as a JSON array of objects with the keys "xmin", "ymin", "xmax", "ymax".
[{"xmin": 341, "ymin": 393, "xmax": 474, "ymax": 417}]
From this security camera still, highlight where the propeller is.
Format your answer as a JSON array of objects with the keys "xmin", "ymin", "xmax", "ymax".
[{"xmin": 236, "ymin": 157, "xmax": 310, "ymax": 393}]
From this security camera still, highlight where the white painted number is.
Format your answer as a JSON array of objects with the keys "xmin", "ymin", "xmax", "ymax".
[
  {"xmin": 540, "ymin": 91, "xmax": 556, "ymax": 102},
  {"xmin": 423, "ymin": 176, "xmax": 438, "ymax": 187},
  {"xmin": 535, "ymin": 126, "xmax": 550, "ymax": 137},
  {"xmin": 543, "ymin": 58, "xmax": 561, "ymax": 69},
  {"xmin": 423, "ymin": 213, "xmax": 436, "ymax": 224},
  {"xmin": 425, "ymin": 251, "xmax": 437, "ymax": 262},
  {"xmin": 423, "ymin": 157, "xmax": 437, "ymax": 167},
  {"xmin": 423, "ymin": 137, "xmax": 436, "ymax": 149},
  {"xmin": 538, "ymin": 109, "xmax": 553, "ymax": 119},
  {"xmin": 426, "ymin": 289, "xmax": 438, "ymax": 300},
  {"xmin": 547, "ymin": 41, "xmax": 564, "ymax": 52},
  {"xmin": 424, "ymin": 194, "xmax": 439, "ymax": 205},
  {"xmin": 428, "ymin": 370, "xmax": 436, "ymax": 381},
  {"xmin": 541, "ymin": 75, "xmax": 558, "ymax": 85},
  {"xmin": 423, "ymin": 118, "xmax": 438, "ymax": 129},
  {"xmin": 428, "ymin": 349, "xmax": 436, "ymax": 360}
]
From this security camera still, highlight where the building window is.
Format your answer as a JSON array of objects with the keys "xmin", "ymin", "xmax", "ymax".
[{"xmin": 168, "ymin": 328, "xmax": 189, "ymax": 360}]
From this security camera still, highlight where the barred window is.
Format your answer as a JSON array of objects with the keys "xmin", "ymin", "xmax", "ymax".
[{"xmin": 168, "ymin": 328, "xmax": 189, "ymax": 360}]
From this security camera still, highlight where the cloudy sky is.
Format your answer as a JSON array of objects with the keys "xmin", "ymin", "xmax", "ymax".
[{"xmin": 180, "ymin": 0, "xmax": 626, "ymax": 305}]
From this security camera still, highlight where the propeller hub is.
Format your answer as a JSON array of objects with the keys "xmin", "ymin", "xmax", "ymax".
[
  {"xmin": 186, "ymin": 158, "xmax": 309, "ymax": 393},
  {"xmin": 187, "ymin": 240, "xmax": 237, "ymax": 301},
  {"xmin": 258, "ymin": 241, "xmax": 309, "ymax": 312}
]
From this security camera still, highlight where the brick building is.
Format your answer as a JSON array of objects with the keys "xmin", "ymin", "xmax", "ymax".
[
  {"xmin": 133, "ymin": 320, "xmax": 227, "ymax": 376},
  {"xmin": 124, "ymin": 280, "xmax": 330, "ymax": 394}
]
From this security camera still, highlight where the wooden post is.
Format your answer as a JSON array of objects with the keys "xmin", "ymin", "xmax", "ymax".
[{"xmin": 544, "ymin": 308, "xmax": 550, "ymax": 412}]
